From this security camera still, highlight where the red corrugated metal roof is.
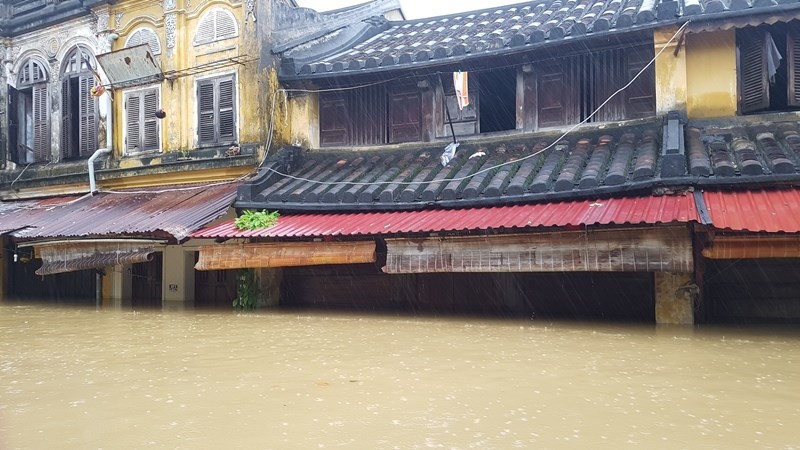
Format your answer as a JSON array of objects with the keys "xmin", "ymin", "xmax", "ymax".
[
  {"xmin": 702, "ymin": 188, "xmax": 800, "ymax": 233},
  {"xmin": 194, "ymin": 194, "xmax": 698, "ymax": 238},
  {"xmin": 1, "ymin": 183, "xmax": 238, "ymax": 241}
]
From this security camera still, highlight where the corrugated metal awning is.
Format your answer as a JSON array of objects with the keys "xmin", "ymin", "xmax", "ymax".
[
  {"xmin": 194, "ymin": 195, "xmax": 698, "ymax": 238},
  {"xmin": 702, "ymin": 188, "xmax": 800, "ymax": 233},
  {"xmin": 34, "ymin": 241, "xmax": 157, "ymax": 275},
  {"xmin": 96, "ymin": 44, "xmax": 163, "ymax": 89},
  {"xmin": 195, "ymin": 241, "xmax": 376, "ymax": 271},
  {"xmin": 4, "ymin": 183, "xmax": 238, "ymax": 242}
]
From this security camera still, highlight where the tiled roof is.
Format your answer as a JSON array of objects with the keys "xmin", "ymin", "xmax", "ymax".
[
  {"xmin": 283, "ymin": 0, "xmax": 800, "ymax": 77},
  {"xmin": 237, "ymin": 117, "xmax": 800, "ymax": 212}
]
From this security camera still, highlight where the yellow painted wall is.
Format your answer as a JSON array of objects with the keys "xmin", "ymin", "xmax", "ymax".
[
  {"xmin": 655, "ymin": 26, "xmax": 688, "ymax": 114},
  {"xmin": 685, "ymin": 29, "xmax": 738, "ymax": 119},
  {"xmin": 106, "ymin": 0, "xmax": 276, "ymax": 159},
  {"xmin": 288, "ymin": 92, "xmax": 319, "ymax": 148}
]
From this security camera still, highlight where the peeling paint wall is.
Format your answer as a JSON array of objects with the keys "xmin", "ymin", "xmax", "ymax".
[
  {"xmin": 1, "ymin": 14, "xmax": 103, "ymax": 166},
  {"xmin": 655, "ymin": 26, "xmax": 688, "ymax": 115},
  {"xmin": 108, "ymin": 0, "xmax": 274, "ymax": 160},
  {"xmin": 288, "ymin": 91, "xmax": 319, "ymax": 149},
  {"xmin": 686, "ymin": 29, "xmax": 738, "ymax": 119}
]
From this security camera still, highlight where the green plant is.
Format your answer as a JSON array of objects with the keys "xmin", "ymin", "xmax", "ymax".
[
  {"xmin": 235, "ymin": 210, "xmax": 279, "ymax": 230},
  {"xmin": 233, "ymin": 268, "xmax": 259, "ymax": 311},
  {"xmin": 179, "ymin": 149, "xmax": 190, "ymax": 159}
]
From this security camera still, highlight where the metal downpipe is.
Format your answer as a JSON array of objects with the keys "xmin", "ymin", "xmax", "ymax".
[{"xmin": 88, "ymin": 148, "xmax": 111, "ymax": 194}]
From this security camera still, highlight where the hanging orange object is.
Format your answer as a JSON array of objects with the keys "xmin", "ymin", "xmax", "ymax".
[
  {"xmin": 90, "ymin": 84, "xmax": 106, "ymax": 97},
  {"xmin": 452, "ymin": 71, "xmax": 469, "ymax": 110}
]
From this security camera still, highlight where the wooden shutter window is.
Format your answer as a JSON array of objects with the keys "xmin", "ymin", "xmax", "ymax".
[
  {"xmin": 32, "ymin": 85, "xmax": 49, "ymax": 162},
  {"xmin": 537, "ymin": 61, "xmax": 570, "ymax": 128},
  {"xmin": 61, "ymin": 78, "xmax": 73, "ymax": 159},
  {"xmin": 788, "ymin": 29, "xmax": 800, "ymax": 107},
  {"xmin": 126, "ymin": 94, "xmax": 141, "ymax": 152},
  {"xmin": 218, "ymin": 78, "xmax": 235, "ymax": 140},
  {"xmin": 624, "ymin": 46, "xmax": 656, "ymax": 119},
  {"xmin": 142, "ymin": 90, "xmax": 160, "ymax": 150},
  {"xmin": 198, "ymin": 80, "xmax": 216, "ymax": 143},
  {"xmin": 197, "ymin": 76, "xmax": 235, "ymax": 145},
  {"xmin": 739, "ymin": 29, "xmax": 769, "ymax": 113},
  {"xmin": 319, "ymin": 92, "xmax": 349, "ymax": 146},
  {"xmin": 126, "ymin": 28, "xmax": 162, "ymax": 55},
  {"xmin": 390, "ymin": 87, "xmax": 422, "ymax": 144},
  {"xmin": 79, "ymin": 75, "xmax": 98, "ymax": 157}
]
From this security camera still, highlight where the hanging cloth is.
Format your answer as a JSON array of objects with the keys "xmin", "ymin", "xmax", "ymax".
[
  {"xmin": 765, "ymin": 32, "xmax": 782, "ymax": 85},
  {"xmin": 453, "ymin": 71, "xmax": 470, "ymax": 110}
]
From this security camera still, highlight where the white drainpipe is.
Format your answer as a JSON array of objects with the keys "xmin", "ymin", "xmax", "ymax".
[
  {"xmin": 88, "ymin": 147, "xmax": 111, "ymax": 194},
  {"xmin": 88, "ymin": 88, "xmax": 114, "ymax": 195}
]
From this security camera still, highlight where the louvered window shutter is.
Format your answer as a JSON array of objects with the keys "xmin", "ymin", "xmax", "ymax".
[
  {"xmin": 33, "ymin": 85, "xmax": 50, "ymax": 162},
  {"xmin": 79, "ymin": 75, "xmax": 98, "ymax": 157},
  {"xmin": 215, "ymin": 10, "xmax": 237, "ymax": 39},
  {"xmin": 143, "ymin": 90, "xmax": 160, "ymax": 150},
  {"xmin": 198, "ymin": 81, "xmax": 216, "ymax": 143},
  {"xmin": 788, "ymin": 29, "xmax": 800, "ymax": 107},
  {"xmin": 218, "ymin": 78, "xmax": 235, "ymax": 141},
  {"xmin": 739, "ymin": 29, "xmax": 769, "ymax": 113},
  {"xmin": 61, "ymin": 78, "xmax": 73, "ymax": 159},
  {"xmin": 8, "ymin": 86, "xmax": 19, "ymax": 164},
  {"xmin": 126, "ymin": 94, "xmax": 142, "ymax": 152}
]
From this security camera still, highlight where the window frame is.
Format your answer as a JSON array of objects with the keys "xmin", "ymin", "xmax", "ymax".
[
  {"xmin": 60, "ymin": 45, "xmax": 99, "ymax": 160},
  {"xmin": 9, "ymin": 57, "xmax": 51, "ymax": 164},
  {"xmin": 123, "ymin": 85, "xmax": 162, "ymax": 155},
  {"xmin": 195, "ymin": 72, "xmax": 238, "ymax": 146}
]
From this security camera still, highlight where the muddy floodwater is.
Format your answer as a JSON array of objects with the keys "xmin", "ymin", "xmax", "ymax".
[{"xmin": 1, "ymin": 305, "xmax": 799, "ymax": 449}]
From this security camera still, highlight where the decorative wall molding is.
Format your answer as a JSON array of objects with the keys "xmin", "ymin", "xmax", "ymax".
[{"xmin": 165, "ymin": 13, "xmax": 177, "ymax": 50}]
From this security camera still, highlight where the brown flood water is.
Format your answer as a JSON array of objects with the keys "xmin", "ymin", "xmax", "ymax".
[{"xmin": 1, "ymin": 305, "xmax": 799, "ymax": 449}]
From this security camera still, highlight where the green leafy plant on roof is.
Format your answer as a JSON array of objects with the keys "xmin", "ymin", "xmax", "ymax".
[{"xmin": 234, "ymin": 210, "xmax": 280, "ymax": 230}]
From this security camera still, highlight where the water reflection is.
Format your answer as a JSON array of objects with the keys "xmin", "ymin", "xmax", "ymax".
[{"xmin": 1, "ymin": 305, "xmax": 799, "ymax": 449}]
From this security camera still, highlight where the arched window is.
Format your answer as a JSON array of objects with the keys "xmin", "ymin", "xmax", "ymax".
[
  {"xmin": 194, "ymin": 8, "xmax": 238, "ymax": 45},
  {"xmin": 125, "ymin": 28, "xmax": 162, "ymax": 55},
  {"xmin": 61, "ymin": 46, "xmax": 99, "ymax": 160},
  {"xmin": 17, "ymin": 59, "xmax": 48, "ymax": 86},
  {"xmin": 8, "ymin": 58, "xmax": 50, "ymax": 164}
]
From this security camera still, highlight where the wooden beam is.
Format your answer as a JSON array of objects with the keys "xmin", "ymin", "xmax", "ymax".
[
  {"xmin": 384, "ymin": 227, "xmax": 692, "ymax": 274},
  {"xmin": 702, "ymin": 236, "xmax": 800, "ymax": 259},
  {"xmin": 195, "ymin": 241, "xmax": 376, "ymax": 270}
]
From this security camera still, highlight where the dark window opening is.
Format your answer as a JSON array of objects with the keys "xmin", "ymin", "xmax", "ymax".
[
  {"xmin": 738, "ymin": 21, "xmax": 800, "ymax": 114},
  {"xmin": 477, "ymin": 68, "xmax": 516, "ymax": 133}
]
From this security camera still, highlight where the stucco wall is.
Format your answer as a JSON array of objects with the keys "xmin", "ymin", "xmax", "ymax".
[{"xmin": 686, "ymin": 29, "xmax": 738, "ymax": 119}]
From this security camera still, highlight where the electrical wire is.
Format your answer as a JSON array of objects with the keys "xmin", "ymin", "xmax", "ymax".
[{"xmin": 261, "ymin": 20, "xmax": 691, "ymax": 189}]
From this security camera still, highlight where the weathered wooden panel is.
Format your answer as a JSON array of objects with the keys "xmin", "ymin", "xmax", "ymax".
[
  {"xmin": 319, "ymin": 92, "xmax": 349, "ymax": 146},
  {"xmin": 384, "ymin": 227, "xmax": 692, "ymax": 273},
  {"xmin": 703, "ymin": 236, "xmax": 800, "ymax": 259},
  {"xmin": 196, "ymin": 241, "xmax": 376, "ymax": 270},
  {"xmin": 390, "ymin": 86, "xmax": 422, "ymax": 143}
]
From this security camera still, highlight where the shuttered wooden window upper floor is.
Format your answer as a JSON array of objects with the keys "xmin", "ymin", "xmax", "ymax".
[
  {"xmin": 738, "ymin": 22, "xmax": 800, "ymax": 114},
  {"xmin": 8, "ymin": 59, "xmax": 50, "ymax": 164},
  {"xmin": 197, "ymin": 75, "xmax": 237, "ymax": 145},
  {"xmin": 125, "ymin": 88, "xmax": 160, "ymax": 153}
]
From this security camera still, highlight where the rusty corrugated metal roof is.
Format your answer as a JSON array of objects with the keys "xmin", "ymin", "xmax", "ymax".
[
  {"xmin": 702, "ymin": 188, "xmax": 800, "ymax": 233},
  {"xmin": 96, "ymin": 44, "xmax": 163, "ymax": 89},
  {"xmin": 1, "ymin": 183, "xmax": 238, "ymax": 241},
  {"xmin": 194, "ymin": 194, "xmax": 698, "ymax": 238}
]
